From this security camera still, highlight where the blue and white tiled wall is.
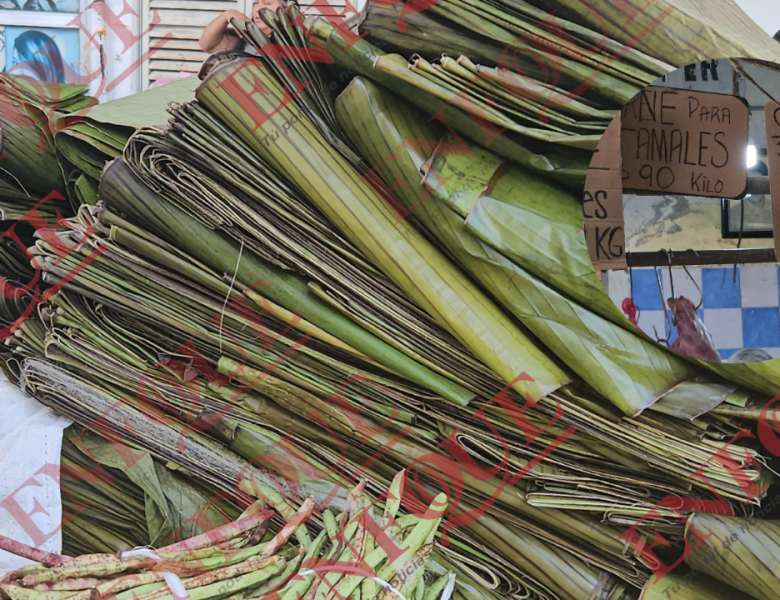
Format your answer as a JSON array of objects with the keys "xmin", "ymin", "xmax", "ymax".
[{"xmin": 605, "ymin": 265, "xmax": 780, "ymax": 360}]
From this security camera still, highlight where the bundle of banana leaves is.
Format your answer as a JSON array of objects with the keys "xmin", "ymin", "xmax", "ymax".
[
  {"xmin": 60, "ymin": 426, "xmax": 242, "ymax": 557},
  {"xmin": 0, "ymin": 74, "xmax": 87, "ymax": 217},
  {"xmin": 52, "ymin": 77, "xmax": 198, "ymax": 208},
  {"xmin": 357, "ymin": 0, "xmax": 780, "ymax": 87},
  {"xmin": 0, "ymin": 168, "xmax": 764, "ymax": 600},
  {"xmin": 1, "ymin": 4, "xmax": 780, "ymax": 600},
  {"xmin": 300, "ymin": 17, "xmax": 591, "ymax": 186},
  {"xmin": 1, "ymin": 474, "xmax": 457, "ymax": 600}
]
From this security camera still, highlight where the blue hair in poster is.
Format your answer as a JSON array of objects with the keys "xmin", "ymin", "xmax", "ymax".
[{"xmin": 2, "ymin": 26, "xmax": 79, "ymax": 83}]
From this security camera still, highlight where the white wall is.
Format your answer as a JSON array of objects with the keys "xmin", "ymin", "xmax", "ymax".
[{"xmin": 82, "ymin": 0, "xmax": 143, "ymax": 102}]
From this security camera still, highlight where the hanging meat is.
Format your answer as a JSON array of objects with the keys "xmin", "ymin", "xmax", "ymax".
[{"xmin": 668, "ymin": 296, "xmax": 721, "ymax": 362}]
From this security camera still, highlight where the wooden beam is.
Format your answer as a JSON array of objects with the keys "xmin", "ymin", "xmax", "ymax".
[{"xmin": 626, "ymin": 248, "xmax": 777, "ymax": 267}]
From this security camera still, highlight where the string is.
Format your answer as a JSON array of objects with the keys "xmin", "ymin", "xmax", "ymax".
[{"xmin": 219, "ymin": 238, "xmax": 244, "ymax": 354}]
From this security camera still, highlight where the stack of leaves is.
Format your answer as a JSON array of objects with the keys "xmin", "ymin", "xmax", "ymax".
[
  {"xmin": 357, "ymin": 0, "xmax": 780, "ymax": 100},
  {"xmin": 1, "ymin": 475, "xmax": 457, "ymax": 600},
  {"xmin": 358, "ymin": 0, "xmax": 670, "ymax": 104},
  {"xmin": 60, "ymin": 426, "xmax": 242, "ymax": 557},
  {"xmin": 51, "ymin": 77, "xmax": 198, "ymax": 208},
  {"xmin": 0, "ymin": 9, "xmax": 778, "ymax": 600},
  {"xmin": 300, "ymin": 18, "xmax": 591, "ymax": 186},
  {"xmin": 0, "ymin": 74, "xmax": 88, "ymax": 217},
  {"xmin": 2, "ymin": 193, "xmax": 763, "ymax": 599}
]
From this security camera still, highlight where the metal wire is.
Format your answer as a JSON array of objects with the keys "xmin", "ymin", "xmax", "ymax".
[
  {"xmin": 652, "ymin": 265, "xmax": 671, "ymax": 346},
  {"xmin": 666, "ymin": 249, "xmax": 676, "ymax": 326},
  {"xmin": 682, "ymin": 249, "xmax": 703, "ymax": 309}
]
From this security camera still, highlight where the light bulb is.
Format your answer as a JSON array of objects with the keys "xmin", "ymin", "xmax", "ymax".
[{"xmin": 746, "ymin": 145, "xmax": 757, "ymax": 168}]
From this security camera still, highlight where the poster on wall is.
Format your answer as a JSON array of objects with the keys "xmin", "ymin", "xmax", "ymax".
[
  {"xmin": 0, "ymin": 0, "xmax": 78, "ymax": 12},
  {"xmin": 0, "ymin": 26, "xmax": 79, "ymax": 83}
]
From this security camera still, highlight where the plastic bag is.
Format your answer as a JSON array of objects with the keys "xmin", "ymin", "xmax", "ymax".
[{"xmin": 0, "ymin": 372, "xmax": 71, "ymax": 576}]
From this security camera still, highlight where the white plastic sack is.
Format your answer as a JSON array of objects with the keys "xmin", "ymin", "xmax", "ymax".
[{"xmin": 0, "ymin": 371, "xmax": 71, "ymax": 576}]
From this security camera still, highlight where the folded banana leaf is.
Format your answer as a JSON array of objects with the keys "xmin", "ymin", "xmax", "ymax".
[
  {"xmin": 359, "ymin": 0, "xmax": 667, "ymax": 105},
  {"xmin": 521, "ymin": 0, "xmax": 780, "ymax": 67},
  {"xmin": 17, "ymin": 255, "xmax": 632, "ymax": 600},
  {"xmin": 641, "ymin": 570, "xmax": 756, "ymax": 600},
  {"xmin": 61, "ymin": 426, "xmax": 240, "ymax": 554},
  {"xmin": 196, "ymin": 55, "xmax": 571, "ymax": 403},
  {"xmin": 649, "ymin": 376, "xmax": 745, "ymax": 421},
  {"xmin": 302, "ymin": 17, "xmax": 591, "ymax": 188},
  {"xmin": 684, "ymin": 513, "xmax": 780, "ymax": 600},
  {"xmin": 121, "ymin": 111, "xmax": 499, "ymax": 402},
  {"xmin": 379, "ymin": 54, "xmax": 604, "ymax": 150},
  {"xmin": 11, "ymin": 203, "xmax": 772, "ymax": 598},
  {"xmin": 439, "ymin": 512, "xmax": 639, "ymax": 600},
  {"xmin": 26, "ymin": 206, "xmax": 660, "ymax": 588},
  {"xmin": 99, "ymin": 157, "xmax": 475, "ymax": 407},
  {"xmin": 421, "ymin": 128, "xmax": 624, "ymax": 326},
  {"xmin": 335, "ymin": 76, "xmax": 698, "ymax": 416},
  {"xmin": 0, "ymin": 95, "xmax": 66, "ymax": 199},
  {"xmin": 0, "ymin": 75, "xmax": 94, "ymax": 206},
  {"xmin": 233, "ymin": 8, "xmax": 366, "ymax": 170},
  {"xmin": 52, "ymin": 76, "xmax": 199, "ymax": 207},
  {"xmin": 698, "ymin": 360, "xmax": 780, "ymax": 398}
]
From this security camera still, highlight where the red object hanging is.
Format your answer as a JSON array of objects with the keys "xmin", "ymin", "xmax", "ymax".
[{"xmin": 621, "ymin": 297, "xmax": 642, "ymax": 331}]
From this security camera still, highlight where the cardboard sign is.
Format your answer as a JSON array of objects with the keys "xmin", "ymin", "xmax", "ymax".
[
  {"xmin": 583, "ymin": 114, "xmax": 625, "ymax": 270},
  {"xmin": 621, "ymin": 87, "xmax": 749, "ymax": 198},
  {"xmin": 767, "ymin": 102, "xmax": 780, "ymax": 261}
]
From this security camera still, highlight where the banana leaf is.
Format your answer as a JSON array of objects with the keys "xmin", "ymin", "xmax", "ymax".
[
  {"xmin": 303, "ymin": 17, "xmax": 591, "ymax": 188},
  {"xmin": 196, "ymin": 55, "xmax": 570, "ymax": 403},
  {"xmin": 52, "ymin": 77, "xmax": 199, "ymax": 210},
  {"xmin": 0, "ymin": 93, "xmax": 66, "ymax": 198},
  {"xmin": 649, "ymin": 376, "xmax": 744, "ymax": 421},
  {"xmin": 121, "ymin": 111, "xmax": 499, "ymax": 399},
  {"xmin": 522, "ymin": 0, "xmax": 780, "ymax": 67},
  {"xmin": 62, "ymin": 426, "xmax": 239, "ymax": 552},
  {"xmin": 697, "ymin": 360, "xmax": 780, "ymax": 398},
  {"xmin": 26, "ymin": 209, "xmax": 660, "ymax": 588},
  {"xmin": 361, "ymin": 0, "xmax": 673, "ymax": 74},
  {"xmin": 684, "ymin": 513, "xmax": 780, "ymax": 600},
  {"xmin": 0, "ymin": 75, "xmax": 94, "ymax": 203},
  {"xmin": 335, "ymin": 76, "xmax": 698, "ymax": 416},
  {"xmin": 384, "ymin": 54, "xmax": 603, "ymax": 150},
  {"xmin": 11, "ymin": 207, "xmax": 771, "ymax": 597},
  {"xmin": 640, "ymin": 570, "xmax": 756, "ymax": 600},
  {"xmin": 421, "ymin": 128, "xmax": 625, "ymax": 326},
  {"xmin": 99, "ymin": 157, "xmax": 474, "ymax": 407}
]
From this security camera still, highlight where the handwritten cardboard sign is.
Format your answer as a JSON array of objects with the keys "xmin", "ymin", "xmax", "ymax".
[
  {"xmin": 767, "ymin": 102, "xmax": 780, "ymax": 261},
  {"xmin": 583, "ymin": 114, "xmax": 625, "ymax": 270},
  {"xmin": 621, "ymin": 87, "xmax": 749, "ymax": 198}
]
